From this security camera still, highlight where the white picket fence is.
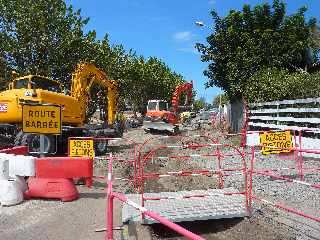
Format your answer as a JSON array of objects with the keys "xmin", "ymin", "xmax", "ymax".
[{"xmin": 246, "ymin": 97, "xmax": 320, "ymax": 158}]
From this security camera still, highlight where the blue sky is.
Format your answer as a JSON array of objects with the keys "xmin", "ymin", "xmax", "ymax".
[{"xmin": 66, "ymin": 0, "xmax": 320, "ymax": 103}]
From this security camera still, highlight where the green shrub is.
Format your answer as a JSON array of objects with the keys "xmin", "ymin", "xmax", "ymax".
[{"xmin": 244, "ymin": 68, "xmax": 320, "ymax": 103}]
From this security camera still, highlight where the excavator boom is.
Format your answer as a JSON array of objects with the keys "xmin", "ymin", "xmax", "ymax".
[
  {"xmin": 71, "ymin": 62, "xmax": 118, "ymax": 125},
  {"xmin": 171, "ymin": 82, "xmax": 193, "ymax": 113}
]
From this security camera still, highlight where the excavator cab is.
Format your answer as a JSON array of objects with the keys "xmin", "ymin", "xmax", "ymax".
[
  {"xmin": 147, "ymin": 100, "xmax": 169, "ymax": 111},
  {"xmin": 144, "ymin": 100, "xmax": 178, "ymax": 134},
  {"xmin": 11, "ymin": 76, "xmax": 62, "ymax": 93},
  {"xmin": 143, "ymin": 82, "xmax": 193, "ymax": 134}
]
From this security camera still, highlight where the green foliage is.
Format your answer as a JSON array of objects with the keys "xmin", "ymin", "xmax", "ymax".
[
  {"xmin": 122, "ymin": 55, "xmax": 184, "ymax": 112},
  {"xmin": 0, "ymin": 0, "xmax": 96, "ymax": 85},
  {"xmin": 212, "ymin": 93, "xmax": 229, "ymax": 108},
  {"xmin": 0, "ymin": 57, "xmax": 8, "ymax": 90},
  {"xmin": 194, "ymin": 97, "xmax": 206, "ymax": 111},
  {"xmin": 0, "ymin": 0, "xmax": 186, "ymax": 113},
  {"xmin": 244, "ymin": 68, "xmax": 320, "ymax": 102},
  {"xmin": 196, "ymin": 0, "xmax": 319, "ymax": 99}
]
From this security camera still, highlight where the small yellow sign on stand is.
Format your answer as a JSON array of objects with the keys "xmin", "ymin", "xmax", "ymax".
[
  {"xmin": 69, "ymin": 138, "xmax": 95, "ymax": 158},
  {"xmin": 259, "ymin": 130, "xmax": 293, "ymax": 154},
  {"xmin": 22, "ymin": 104, "xmax": 61, "ymax": 134}
]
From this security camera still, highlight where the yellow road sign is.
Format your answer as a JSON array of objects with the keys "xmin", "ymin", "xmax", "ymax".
[
  {"xmin": 22, "ymin": 104, "xmax": 61, "ymax": 134},
  {"xmin": 69, "ymin": 139, "xmax": 95, "ymax": 158},
  {"xmin": 259, "ymin": 130, "xmax": 293, "ymax": 154}
]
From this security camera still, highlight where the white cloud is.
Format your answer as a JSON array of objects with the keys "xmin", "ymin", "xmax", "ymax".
[
  {"xmin": 208, "ymin": 0, "xmax": 216, "ymax": 5},
  {"xmin": 176, "ymin": 47, "xmax": 199, "ymax": 54},
  {"xmin": 173, "ymin": 31, "xmax": 194, "ymax": 41}
]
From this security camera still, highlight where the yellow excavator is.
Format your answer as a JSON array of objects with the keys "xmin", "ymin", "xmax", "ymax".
[{"xmin": 0, "ymin": 62, "xmax": 121, "ymax": 155}]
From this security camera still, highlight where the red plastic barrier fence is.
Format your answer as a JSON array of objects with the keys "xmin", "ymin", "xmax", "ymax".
[
  {"xmin": 68, "ymin": 136, "xmax": 138, "ymax": 187},
  {"xmin": 0, "ymin": 146, "xmax": 29, "ymax": 155},
  {"xmin": 138, "ymin": 142, "xmax": 252, "ymax": 221},
  {"xmin": 245, "ymin": 129, "xmax": 311, "ymax": 181},
  {"xmin": 248, "ymin": 146, "xmax": 320, "ymax": 223},
  {"xmin": 36, "ymin": 157, "xmax": 93, "ymax": 187},
  {"xmin": 106, "ymin": 154, "xmax": 205, "ymax": 240}
]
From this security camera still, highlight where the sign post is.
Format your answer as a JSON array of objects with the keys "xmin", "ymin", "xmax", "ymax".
[{"xmin": 22, "ymin": 104, "xmax": 62, "ymax": 156}]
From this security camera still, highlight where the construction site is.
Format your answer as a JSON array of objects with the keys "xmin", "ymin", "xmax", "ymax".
[
  {"xmin": 1, "ymin": 0, "xmax": 320, "ymax": 239},
  {"xmin": 1, "ymin": 115, "xmax": 320, "ymax": 239}
]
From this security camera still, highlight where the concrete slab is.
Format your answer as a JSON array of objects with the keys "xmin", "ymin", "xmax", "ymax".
[{"xmin": 122, "ymin": 188, "xmax": 248, "ymax": 224}]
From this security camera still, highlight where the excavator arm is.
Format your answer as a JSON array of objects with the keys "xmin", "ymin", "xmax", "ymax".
[
  {"xmin": 171, "ymin": 82, "xmax": 193, "ymax": 113},
  {"xmin": 71, "ymin": 62, "xmax": 118, "ymax": 125}
]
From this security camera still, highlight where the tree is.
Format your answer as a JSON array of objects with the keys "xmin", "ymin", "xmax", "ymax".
[
  {"xmin": 194, "ymin": 97, "xmax": 206, "ymax": 111},
  {"xmin": 0, "ymin": 0, "xmax": 96, "ymax": 86},
  {"xmin": 212, "ymin": 93, "xmax": 229, "ymax": 108},
  {"xmin": 92, "ymin": 35, "xmax": 186, "ymax": 114},
  {"xmin": 196, "ymin": 0, "xmax": 319, "ymax": 99},
  {"xmin": 123, "ymin": 56, "xmax": 185, "ymax": 113},
  {"xmin": 0, "ymin": 56, "xmax": 9, "ymax": 90}
]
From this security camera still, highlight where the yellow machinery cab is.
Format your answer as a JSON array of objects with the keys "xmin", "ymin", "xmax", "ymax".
[{"xmin": 0, "ymin": 75, "xmax": 83, "ymax": 125}]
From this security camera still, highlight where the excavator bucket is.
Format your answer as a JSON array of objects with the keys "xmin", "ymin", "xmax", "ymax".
[{"xmin": 143, "ymin": 119, "xmax": 178, "ymax": 134}]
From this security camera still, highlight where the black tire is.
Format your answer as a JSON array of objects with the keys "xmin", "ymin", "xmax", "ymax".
[
  {"xmin": 94, "ymin": 139, "xmax": 108, "ymax": 156},
  {"xmin": 15, "ymin": 132, "xmax": 56, "ymax": 155},
  {"xmin": 170, "ymin": 126, "xmax": 179, "ymax": 135},
  {"xmin": 114, "ymin": 121, "xmax": 124, "ymax": 138},
  {"xmin": 144, "ymin": 128, "xmax": 150, "ymax": 134}
]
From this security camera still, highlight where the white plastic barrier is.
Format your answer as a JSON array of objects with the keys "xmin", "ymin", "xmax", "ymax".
[
  {"xmin": 0, "ymin": 154, "xmax": 36, "ymax": 206},
  {"xmin": 9, "ymin": 155, "xmax": 35, "ymax": 177},
  {"xmin": 0, "ymin": 180, "xmax": 24, "ymax": 206},
  {"xmin": 0, "ymin": 154, "xmax": 10, "ymax": 180},
  {"xmin": 11, "ymin": 175, "xmax": 28, "ymax": 192}
]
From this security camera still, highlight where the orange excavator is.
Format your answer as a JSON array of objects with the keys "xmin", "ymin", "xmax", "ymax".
[{"xmin": 143, "ymin": 82, "xmax": 193, "ymax": 134}]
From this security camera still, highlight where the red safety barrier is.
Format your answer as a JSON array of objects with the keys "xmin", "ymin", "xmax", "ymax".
[
  {"xmin": 106, "ymin": 154, "xmax": 205, "ymax": 240},
  {"xmin": 137, "ymin": 141, "xmax": 251, "ymax": 221},
  {"xmin": 68, "ymin": 136, "xmax": 138, "ymax": 188},
  {"xmin": 248, "ymin": 145, "xmax": 320, "ymax": 223},
  {"xmin": 245, "ymin": 129, "xmax": 308, "ymax": 181},
  {"xmin": 26, "ymin": 177, "xmax": 80, "ymax": 202},
  {"xmin": 137, "ymin": 133, "xmax": 218, "ymax": 161},
  {"xmin": 24, "ymin": 156, "xmax": 94, "ymax": 202},
  {"xmin": 137, "ymin": 134, "xmax": 219, "ymax": 189},
  {"xmin": 0, "ymin": 146, "xmax": 29, "ymax": 155},
  {"xmin": 36, "ymin": 157, "xmax": 93, "ymax": 187},
  {"xmin": 245, "ymin": 127, "xmax": 320, "ymax": 184}
]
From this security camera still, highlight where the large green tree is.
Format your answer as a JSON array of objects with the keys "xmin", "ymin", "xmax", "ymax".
[
  {"xmin": 0, "ymin": 0, "xmax": 96, "ymax": 85},
  {"xmin": 196, "ymin": 0, "xmax": 319, "ymax": 99},
  {"xmin": 89, "ymin": 35, "xmax": 186, "ymax": 113}
]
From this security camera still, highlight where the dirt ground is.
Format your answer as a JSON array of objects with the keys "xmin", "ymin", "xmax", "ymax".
[{"xmin": 0, "ymin": 125, "xmax": 319, "ymax": 240}]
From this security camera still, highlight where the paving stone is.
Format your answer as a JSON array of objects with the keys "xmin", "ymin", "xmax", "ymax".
[{"xmin": 122, "ymin": 188, "xmax": 248, "ymax": 224}]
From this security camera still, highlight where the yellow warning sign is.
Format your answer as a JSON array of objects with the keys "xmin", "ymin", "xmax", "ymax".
[
  {"xmin": 259, "ymin": 130, "xmax": 293, "ymax": 154},
  {"xmin": 69, "ymin": 139, "xmax": 95, "ymax": 158},
  {"xmin": 22, "ymin": 104, "xmax": 61, "ymax": 134}
]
